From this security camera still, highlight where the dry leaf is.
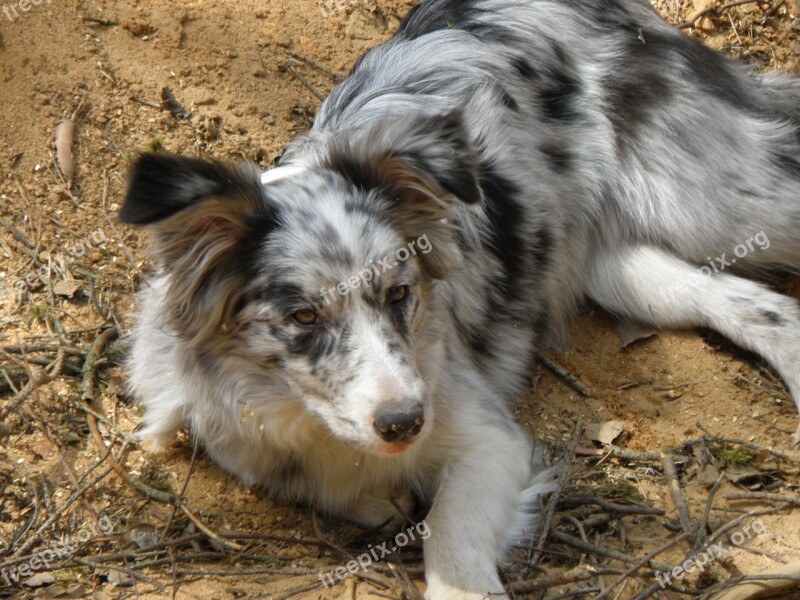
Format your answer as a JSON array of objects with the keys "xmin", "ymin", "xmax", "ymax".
[
  {"xmin": 23, "ymin": 573, "xmax": 54, "ymax": 587},
  {"xmin": 685, "ymin": 0, "xmax": 715, "ymax": 30},
  {"xmin": 54, "ymin": 120, "xmax": 75, "ymax": 183},
  {"xmin": 723, "ymin": 465, "xmax": 761, "ymax": 484},
  {"xmin": 34, "ymin": 583, "xmax": 84, "ymax": 598},
  {"xmin": 53, "ymin": 280, "xmax": 81, "ymax": 298},
  {"xmin": 614, "ymin": 319, "xmax": 656, "ymax": 348},
  {"xmin": 616, "ymin": 379, "xmax": 640, "ymax": 390},
  {"xmin": 106, "ymin": 569, "xmax": 134, "ymax": 587},
  {"xmin": 696, "ymin": 15, "xmax": 714, "ymax": 31},
  {"xmin": 125, "ymin": 523, "xmax": 159, "ymax": 549},
  {"xmin": 699, "ymin": 463, "xmax": 721, "ymax": 487},
  {"xmin": 585, "ymin": 420, "xmax": 625, "ymax": 445},
  {"xmin": 706, "ymin": 561, "xmax": 800, "ymax": 600}
]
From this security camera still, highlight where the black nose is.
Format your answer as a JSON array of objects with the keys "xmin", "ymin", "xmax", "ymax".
[{"xmin": 373, "ymin": 402, "xmax": 425, "ymax": 443}]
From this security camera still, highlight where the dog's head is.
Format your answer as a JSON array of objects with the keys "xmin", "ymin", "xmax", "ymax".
[{"xmin": 120, "ymin": 111, "xmax": 481, "ymax": 455}]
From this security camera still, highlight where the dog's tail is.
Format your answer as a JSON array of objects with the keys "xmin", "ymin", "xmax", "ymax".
[{"xmin": 500, "ymin": 448, "xmax": 562, "ymax": 559}]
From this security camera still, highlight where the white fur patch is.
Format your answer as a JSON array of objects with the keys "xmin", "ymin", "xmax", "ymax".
[{"xmin": 260, "ymin": 165, "xmax": 307, "ymax": 187}]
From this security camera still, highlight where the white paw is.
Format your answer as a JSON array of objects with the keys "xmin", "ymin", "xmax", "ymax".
[
  {"xmin": 423, "ymin": 569, "xmax": 508, "ymax": 600},
  {"xmin": 345, "ymin": 489, "xmax": 415, "ymax": 529},
  {"xmin": 424, "ymin": 583, "xmax": 507, "ymax": 600}
]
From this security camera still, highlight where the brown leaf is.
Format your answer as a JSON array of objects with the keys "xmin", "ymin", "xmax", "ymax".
[
  {"xmin": 723, "ymin": 465, "xmax": 761, "ymax": 484},
  {"xmin": 696, "ymin": 15, "xmax": 715, "ymax": 31},
  {"xmin": 585, "ymin": 420, "xmax": 625, "ymax": 445},
  {"xmin": 23, "ymin": 573, "xmax": 54, "ymax": 587},
  {"xmin": 34, "ymin": 583, "xmax": 84, "ymax": 598},
  {"xmin": 699, "ymin": 463, "xmax": 721, "ymax": 487},
  {"xmin": 106, "ymin": 569, "xmax": 134, "ymax": 587},
  {"xmin": 54, "ymin": 120, "xmax": 75, "ymax": 183},
  {"xmin": 706, "ymin": 561, "xmax": 800, "ymax": 600},
  {"xmin": 124, "ymin": 523, "xmax": 159, "ymax": 550},
  {"xmin": 53, "ymin": 280, "xmax": 81, "ymax": 298},
  {"xmin": 614, "ymin": 319, "xmax": 656, "ymax": 348}
]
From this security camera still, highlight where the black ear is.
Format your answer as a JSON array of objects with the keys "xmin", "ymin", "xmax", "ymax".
[
  {"xmin": 119, "ymin": 152, "xmax": 276, "ymax": 267},
  {"xmin": 323, "ymin": 110, "xmax": 483, "ymax": 205},
  {"xmin": 120, "ymin": 153, "xmax": 262, "ymax": 225},
  {"xmin": 119, "ymin": 153, "xmax": 277, "ymax": 346}
]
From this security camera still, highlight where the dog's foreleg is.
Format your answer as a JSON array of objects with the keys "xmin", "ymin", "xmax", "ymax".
[
  {"xmin": 587, "ymin": 246, "xmax": 800, "ymax": 441},
  {"xmin": 423, "ymin": 424, "xmax": 545, "ymax": 600}
]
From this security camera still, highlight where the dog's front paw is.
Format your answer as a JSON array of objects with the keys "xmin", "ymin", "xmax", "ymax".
[
  {"xmin": 423, "ymin": 566, "xmax": 508, "ymax": 600},
  {"xmin": 424, "ymin": 582, "xmax": 507, "ymax": 600},
  {"xmin": 345, "ymin": 489, "xmax": 415, "ymax": 530}
]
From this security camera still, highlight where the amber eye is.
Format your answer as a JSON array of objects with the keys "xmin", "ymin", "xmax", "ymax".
[
  {"xmin": 292, "ymin": 309, "xmax": 319, "ymax": 326},
  {"xmin": 388, "ymin": 285, "xmax": 408, "ymax": 304}
]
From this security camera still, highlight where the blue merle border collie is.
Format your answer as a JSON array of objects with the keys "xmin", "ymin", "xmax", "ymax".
[{"xmin": 120, "ymin": 0, "xmax": 800, "ymax": 597}]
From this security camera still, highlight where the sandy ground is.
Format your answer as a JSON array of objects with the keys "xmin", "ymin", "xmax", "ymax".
[{"xmin": 0, "ymin": 1, "xmax": 799, "ymax": 599}]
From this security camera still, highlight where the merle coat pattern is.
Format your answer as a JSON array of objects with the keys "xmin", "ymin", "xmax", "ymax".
[{"xmin": 120, "ymin": 0, "xmax": 800, "ymax": 597}]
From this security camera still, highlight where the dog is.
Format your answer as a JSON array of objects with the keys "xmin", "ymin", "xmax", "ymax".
[{"xmin": 119, "ymin": 0, "xmax": 800, "ymax": 597}]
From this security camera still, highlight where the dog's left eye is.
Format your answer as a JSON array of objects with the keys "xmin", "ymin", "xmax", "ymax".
[
  {"xmin": 292, "ymin": 309, "xmax": 320, "ymax": 326},
  {"xmin": 388, "ymin": 285, "xmax": 409, "ymax": 304}
]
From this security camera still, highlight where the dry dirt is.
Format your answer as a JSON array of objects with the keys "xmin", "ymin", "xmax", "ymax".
[{"xmin": 0, "ymin": 1, "xmax": 799, "ymax": 599}]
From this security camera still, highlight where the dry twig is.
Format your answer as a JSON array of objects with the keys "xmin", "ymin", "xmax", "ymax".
[
  {"xmin": 660, "ymin": 453, "xmax": 694, "ymax": 535},
  {"xmin": 678, "ymin": 0, "xmax": 760, "ymax": 29},
  {"xmin": 536, "ymin": 353, "xmax": 591, "ymax": 397}
]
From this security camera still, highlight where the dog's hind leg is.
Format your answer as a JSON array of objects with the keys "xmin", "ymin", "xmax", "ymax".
[{"xmin": 586, "ymin": 245, "xmax": 800, "ymax": 442}]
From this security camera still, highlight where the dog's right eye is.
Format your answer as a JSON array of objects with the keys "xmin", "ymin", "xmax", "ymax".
[
  {"xmin": 292, "ymin": 309, "xmax": 320, "ymax": 326},
  {"xmin": 388, "ymin": 285, "xmax": 408, "ymax": 305}
]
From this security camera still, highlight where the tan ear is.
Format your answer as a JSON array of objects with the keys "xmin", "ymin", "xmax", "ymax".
[
  {"xmin": 378, "ymin": 158, "xmax": 461, "ymax": 279},
  {"xmin": 121, "ymin": 153, "xmax": 278, "ymax": 345},
  {"xmin": 146, "ymin": 193, "xmax": 268, "ymax": 270}
]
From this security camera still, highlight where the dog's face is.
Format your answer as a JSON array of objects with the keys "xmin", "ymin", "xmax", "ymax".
[
  {"xmin": 235, "ymin": 170, "xmax": 436, "ymax": 455},
  {"xmin": 121, "ymin": 112, "xmax": 482, "ymax": 456}
]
